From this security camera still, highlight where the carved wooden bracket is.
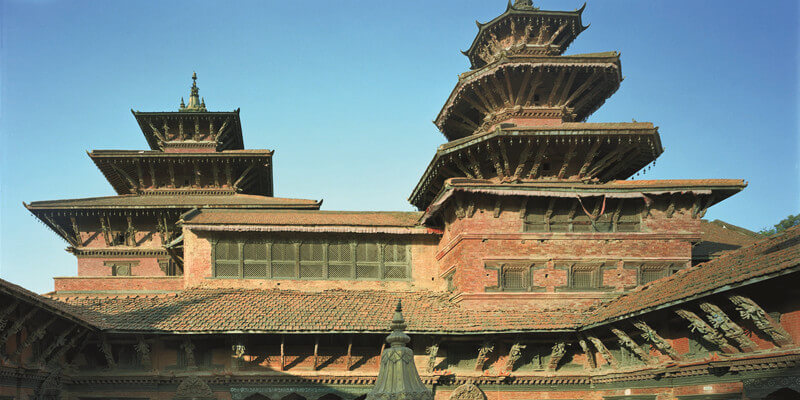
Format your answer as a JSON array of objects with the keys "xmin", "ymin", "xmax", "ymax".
[
  {"xmin": 505, "ymin": 342, "xmax": 526, "ymax": 372},
  {"xmin": 475, "ymin": 341, "xmax": 494, "ymax": 371},
  {"xmin": 631, "ymin": 320, "xmax": 681, "ymax": 361},
  {"xmin": 425, "ymin": 340, "xmax": 440, "ymax": 373},
  {"xmin": 699, "ymin": 302, "xmax": 758, "ymax": 352},
  {"xmin": 611, "ymin": 328, "xmax": 654, "ymax": 364},
  {"xmin": 586, "ymin": 334, "xmax": 616, "ymax": 367},
  {"xmin": 135, "ymin": 335, "xmax": 152, "ymax": 369},
  {"xmin": 181, "ymin": 337, "xmax": 197, "ymax": 369},
  {"xmin": 576, "ymin": 334, "xmax": 596, "ymax": 369},
  {"xmin": 729, "ymin": 295, "xmax": 794, "ymax": 347},
  {"xmin": 98, "ymin": 334, "xmax": 116, "ymax": 369},
  {"xmin": 675, "ymin": 309, "xmax": 737, "ymax": 353},
  {"xmin": 0, "ymin": 307, "xmax": 37, "ymax": 344},
  {"xmin": 546, "ymin": 341, "xmax": 566, "ymax": 371}
]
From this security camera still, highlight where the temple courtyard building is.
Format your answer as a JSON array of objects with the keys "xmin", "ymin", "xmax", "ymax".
[{"xmin": 2, "ymin": 1, "xmax": 799, "ymax": 399}]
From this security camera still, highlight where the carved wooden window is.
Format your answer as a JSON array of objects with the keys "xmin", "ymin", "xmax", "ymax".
[
  {"xmin": 243, "ymin": 242, "xmax": 269, "ymax": 278},
  {"xmin": 158, "ymin": 258, "xmax": 182, "ymax": 276},
  {"xmin": 271, "ymin": 241, "xmax": 296, "ymax": 278},
  {"xmin": 564, "ymin": 262, "xmax": 604, "ymax": 290},
  {"xmin": 356, "ymin": 242, "xmax": 381, "ymax": 279},
  {"xmin": 443, "ymin": 270, "xmax": 456, "ymax": 292},
  {"xmin": 625, "ymin": 261, "xmax": 686, "ymax": 285},
  {"xmin": 214, "ymin": 241, "xmax": 240, "ymax": 278},
  {"xmin": 501, "ymin": 265, "xmax": 530, "ymax": 291},
  {"xmin": 299, "ymin": 242, "xmax": 325, "ymax": 279},
  {"xmin": 212, "ymin": 237, "xmax": 411, "ymax": 281},
  {"xmin": 327, "ymin": 242, "xmax": 354, "ymax": 279}
]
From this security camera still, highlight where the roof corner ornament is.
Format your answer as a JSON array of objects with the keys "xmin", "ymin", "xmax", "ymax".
[
  {"xmin": 180, "ymin": 72, "xmax": 208, "ymax": 112},
  {"xmin": 366, "ymin": 300, "xmax": 433, "ymax": 400}
]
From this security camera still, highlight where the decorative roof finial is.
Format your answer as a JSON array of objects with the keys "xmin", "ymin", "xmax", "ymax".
[
  {"xmin": 181, "ymin": 72, "xmax": 207, "ymax": 112},
  {"xmin": 180, "ymin": 97, "xmax": 185, "ymax": 109},
  {"xmin": 366, "ymin": 300, "xmax": 432, "ymax": 400},
  {"xmin": 512, "ymin": 0, "xmax": 537, "ymax": 10}
]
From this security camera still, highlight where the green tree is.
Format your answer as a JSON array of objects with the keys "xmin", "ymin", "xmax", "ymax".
[{"xmin": 759, "ymin": 214, "xmax": 800, "ymax": 236}]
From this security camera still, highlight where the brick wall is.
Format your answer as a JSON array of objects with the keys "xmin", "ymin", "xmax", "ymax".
[{"xmin": 53, "ymin": 276, "xmax": 184, "ymax": 292}]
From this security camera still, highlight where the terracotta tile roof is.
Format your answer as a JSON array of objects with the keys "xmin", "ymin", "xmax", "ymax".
[
  {"xmin": 25, "ymin": 194, "xmax": 321, "ymax": 210},
  {"xmin": 53, "ymin": 289, "xmax": 586, "ymax": 333},
  {"xmin": 183, "ymin": 209, "xmax": 423, "ymax": 227},
  {"xmin": 588, "ymin": 225, "xmax": 800, "ymax": 327},
  {"xmin": 0, "ymin": 279, "xmax": 99, "ymax": 329},
  {"xmin": 693, "ymin": 219, "xmax": 761, "ymax": 260}
]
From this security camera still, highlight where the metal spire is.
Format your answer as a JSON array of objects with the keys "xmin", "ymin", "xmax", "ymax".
[
  {"xmin": 180, "ymin": 72, "xmax": 207, "ymax": 112},
  {"xmin": 366, "ymin": 300, "xmax": 432, "ymax": 400}
]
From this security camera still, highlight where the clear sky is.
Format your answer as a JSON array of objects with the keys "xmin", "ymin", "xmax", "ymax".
[{"xmin": 1, "ymin": 0, "xmax": 798, "ymax": 293}]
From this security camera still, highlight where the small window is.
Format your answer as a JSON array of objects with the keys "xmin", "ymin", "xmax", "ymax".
[
  {"xmin": 271, "ymin": 242, "xmax": 296, "ymax": 278},
  {"xmin": 214, "ymin": 240, "xmax": 240, "ymax": 278},
  {"xmin": 563, "ymin": 262, "xmax": 603, "ymax": 289},
  {"xmin": 356, "ymin": 242, "xmax": 380, "ymax": 279},
  {"xmin": 501, "ymin": 266, "xmax": 529, "ymax": 291},
  {"xmin": 328, "ymin": 242, "xmax": 353, "ymax": 279},
  {"xmin": 105, "ymin": 261, "xmax": 137, "ymax": 276},
  {"xmin": 243, "ymin": 242, "xmax": 268, "ymax": 278}
]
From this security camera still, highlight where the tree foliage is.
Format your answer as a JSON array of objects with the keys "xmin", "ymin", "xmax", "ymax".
[{"xmin": 759, "ymin": 214, "xmax": 800, "ymax": 236}]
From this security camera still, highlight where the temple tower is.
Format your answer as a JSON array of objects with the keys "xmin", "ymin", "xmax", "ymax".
[
  {"xmin": 413, "ymin": 1, "xmax": 745, "ymax": 307},
  {"xmin": 25, "ymin": 74, "xmax": 319, "ymax": 293}
]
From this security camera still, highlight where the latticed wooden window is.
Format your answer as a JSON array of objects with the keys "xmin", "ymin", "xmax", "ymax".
[
  {"xmin": 214, "ymin": 240, "xmax": 240, "ymax": 278},
  {"xmin": 501, "ymin": 264, "xmax": 530, "ymax": 291},
  {"xmin": 617, "ymin": 201, "xmax": 642, "ymax": 232},
  {"xmin": 243, "ymin": 242, "xmax": 268, "ymax": 278},
  {"xmin": 299, "ymin": 242, "xmax": 325, "ymax": 279},
  {"xmin": 549, "ymin": 201, "xmax": 571, "ymax": 232},
  {"xmin": 638, "ymin": 262, "xmax": 672, "ymax": 285},
  {"xmin": 523, "ymin": 198, "xmax": 547, "ymax": 232},
  {"xmin": 327, "ymin": 242, "xmax": 354, "ymax": 279},
  {"xmin": 383, "ymin": 242, "xmax": 409, "ymax": 279},
  {"xmin": 271, "ymin": 242, "xmax": 296, "ymax": 278},
  {"xmin": 356, "ymin": 242, "xmax": 381, "ymax": 279},
  {"xmin": 569, "ymin": 263, "xmax": 601, "ymax": 289}
]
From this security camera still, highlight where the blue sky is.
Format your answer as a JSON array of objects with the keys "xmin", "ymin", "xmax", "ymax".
[{"xmin": 1, "ymin": 0, "xmax": 798, "ymax": 293}]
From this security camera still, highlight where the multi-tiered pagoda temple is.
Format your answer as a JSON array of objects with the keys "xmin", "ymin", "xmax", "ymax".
[{"xmin": 3, "ymin": 2, "xmax": 799, "ymax": 399}]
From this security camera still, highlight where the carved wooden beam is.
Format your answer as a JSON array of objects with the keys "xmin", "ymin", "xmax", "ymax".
[
  {"xmin": 497, "ymin": 139, "xmax": 512, "ymax": 177},
  {"xmin": 215, "ymin": 117, "xmax": 232, "ymax": 141},
  {"xmin": 465, "ymin": 198, "xmax": 477, "ymax": 218},
  {"xmin": 425, "ymin": 340, "xmax": 440, "ymax": 373},
  {"xmin": 10, "ymin": 318, "xmax": 54, "ymax": 360},
  {"xmin": 453, "ymin": 110, "xmax": 479, "ymax": 129},
  {"xmin": 547, "ymin": 69, "xmax": 567, "ymax": 106},
  {"xmin": 208, "ymin": 120, "xmax": 214, "ymax": 141},
  {"xmin": 49, "ymin": 329, "xmax": 87, "ymax": 369},
  {"xmin": 0, "ymin": 300, "xmax": 19, "ymax": 332},
  {"xmin": 578, "ymin": 139, "xmax": 602, "ymax": 177},
  {"xmin": 503, "ymin": 70, "xmax": 515, "ymax": 105},
  {"xmin": 110, "ymin": 164, "xmax": 139, "ymax": 193},
  {"xmin": 611, "ymin": 328, "xmax": 654, "ymax": 364},
  {"xmin": 665, "ymin": 194, "xmax": 677, "ymax": 219},
  {"xmin": 473, "ymin": 82, "xmax": 498, "ymax": 110},
  {"xmin": 147, "ymin": 121, "xmax": 166, "ymax": 142},
  {"xmin": 168, "ymin": 163, "xmax": 177, "ymax": 187},
  {"xmin": 586, "ymin": 335, "xmax": 616, "ymax": 367},
  {"xmin": 280, "ymin": 335, "xmax": 286, "ymax": 371},
  {"xmin": 193, "ymin": 116, "xmax": 200, "ymax": 140},
  {"xmin": 699, "ymin": 302, "xmax": 758, "ymax": 352},
  {"xmin": 601, "ymin": 148, "xmax": 641, "ymax": 180},
  {"xmin": 490, "ymin": 73, "xmax": 510, "ymax": 105},
  {"xmin": 99, "ymin": 216, "xmax": 111, "ymax": 246},
  {"xmin": 505, "ymin": 342, "xmax": 526, "ymax": 372},
  {"xmin": 518, "ymin": 198, "xmax": 528, "ymax": 219},
  {"xmin": 675, "ymin": 309, "xmax": 737, "ymax": 353},
  {"xmin": 698, "ymin": 195, "xmax": 715, "ymax": 219},
  {"xmin": 313, "ymin": 335, "xmax": 320, "ymax": 370},
  {"xmin": 512, "ymin": 140, "xmax": 534, "ymax": 180},
  {"xmin": 70, "ymin": 217, "xmax": 82, "ymax": 245},
  {"xmin": 35, "ymin": 326, "xmax": 74, "ymax": 369},
  {"xmin": 475, "ymin": 341, "xmax": 494, "ymax": 370},
  {"xmin": 572, "ymin": 78, "xmax": 608, "ymax": 112},
  {"xmin": 345, "ymin": 335, "xmax": 353, "ymax": 371},
  {"xmin": 125, "ymin": 216, "xmax": 136, "ymax": 246},
  {"xmin": 586, "ymin": 147, "xmax": 629, "ymax": 177},
  {"xmin": 466, "ymin": 151, "xmax": 484, "ymax": 179},
  {"xmin": 136, "ymin": 163, "xmax": 145, "ymax": 188},
  {"xmin": 233, "ymin": 163, "xmax": 259, "ymax": 191},
  {"xmin": 564, "ymin": 72, "xmax": 601, "ymax": 107},
  {"xmin": 487, "ymin": 142, "xmax": 505, "ymax": 178},
  {"xmin": 514, "ymin": 69, "xmax": 532, "ymax": 106},
  {"xmin": 547, "ymin": 341, "xmax": 566, "ymax": 371},
  {"xmin": 544, "ymin": 198, "xmax": 557, "ymax": 232},
  {"xmin": 632, "ymin": 320, "xmax": 681, "ymax": 360},
  {"xmin": 225, "ymin": 164, "xmax": 233, "ymax": 187},
  {"xmin": 729, "ymin": 295, "xmax": 794, "ymax": 347},
  {"xmin": 576, "ymin": 334, "xmax": 596, "ymax": 369},
  {"xmin": 524, "ymin": 70, "xmax": 544, "ymax": 106},
  {"xmin": 463, "ymin": 94, "xmax": 491, "ymax": 115},
  {"xmin": 181, "ymin": 337, "xmax": 196, "ymax": 369},
  {"xmin": 454, "ymin": 194, "xmax": 466, "ymax": 219},
  {"xmin": 98, "ymin": 334, "xmax": 116, "ymax": 369},
  {"xmin": 43, "ymin": 215, "xmax": 79, "ymax": 247},
  {"xmin": 147, "ymin": 163, "xmax": 157, "ymax": 189},
  {"xmin": 178, "ymin": 119, "xmax": 185, "ymax": 140},
  {"xmin": 557, "ymin": 142, "xmax": 578, "ymax": 179},
  {"xmin": 528, "ymin": 144, "xmax": 547, "ymax": 179},
  {"xmin": 193, "ymin": 162, "xmax": 202, "ymax": 187},
  {"xmin": 547, "ymin": 22, "xmax": 569, "ymax": 46},
  {"xmin": 556, "ymin": 70, "xmax": 578, "ymax": 106},
  {"xmin": 452, "ymin": 156, "xmax": 475, "ymax": 179},
  {"xmin": 135, "ymin": 335, "xmax": 152, "ymax": 369},
  {"xmin": 493, "ymin": 199, "xmax": 502, "ymax": 218}
]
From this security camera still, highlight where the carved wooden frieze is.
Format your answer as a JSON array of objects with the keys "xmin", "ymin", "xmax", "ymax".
[
  {"xmin": 475, "ymin": 341, "xmax": 494, "ymax": 371},
  {"xmin": 631, "ymin": 320, "xmax": 681, "ymax": 361},
  {"xmin": 174, "ymin": 375, "xmax": 215, "ymax": 400},
  {"xmin": 729, "ymin": 294, "xmax": 794, "ymax": 347},
  {"xmin": 576, "ymin": 334, "xmax": 596, "ymax": 369},
  {"xmin": 586, "ymin": 334, "xmax": 616, "ymax": 367},
  {"xmin": 699, "ymin": 302, "xmax": 758, "ymax": 352}
]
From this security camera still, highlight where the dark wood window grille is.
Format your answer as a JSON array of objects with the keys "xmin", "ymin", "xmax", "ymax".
[
  {"xmin": 501, "ymin": 265, "xmax": 530, "ymax": 291},
  {"xmin": 627, "ymin": 261, "xmax": 685, "ymax": 285},
  {"xmin": 524, "ymin": 198, "xmax": 642, "ymax": 233},
  {"xmin": 213, "ymin": 237, "xmax": 411, "ymax": 281},
  {"xmin": 563, "ymin": 262, "xmax": 604, "ymax": 290}
]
